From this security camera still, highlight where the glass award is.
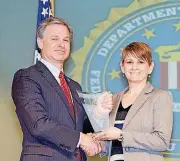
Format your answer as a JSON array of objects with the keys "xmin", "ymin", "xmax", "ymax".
[{"xmin": 77, "ymin": 90, "xmax": 110, "ymax": 132}]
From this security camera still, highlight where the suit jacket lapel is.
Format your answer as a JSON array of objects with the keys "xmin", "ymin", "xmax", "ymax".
[
  {"xmin": 35, "ymin": 61, "xmax": 76, "ymax": 122},
  {"xmin": 123, "ymin": 82, "xmax": 153, "ymax": 128}
]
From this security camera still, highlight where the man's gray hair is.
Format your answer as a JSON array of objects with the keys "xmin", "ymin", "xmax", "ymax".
[{"xmin": 37, "ymin": 16, "xmax": 73, "ymax": 40}]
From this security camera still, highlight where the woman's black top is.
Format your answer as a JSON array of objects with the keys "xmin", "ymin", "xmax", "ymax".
[{"xmin": 110, "ymin": 102, "xmax": 131, "ymax": 161}]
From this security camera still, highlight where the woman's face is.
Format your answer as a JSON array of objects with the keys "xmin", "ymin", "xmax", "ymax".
[{"xmin": 121, "ymin": 54, "xmax": 154, "ymax": 83}]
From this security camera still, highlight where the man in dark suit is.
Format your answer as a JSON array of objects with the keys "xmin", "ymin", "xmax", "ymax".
[{"xmin": 12, "ymin": 17, "xmax": 102, "ymax": 161}]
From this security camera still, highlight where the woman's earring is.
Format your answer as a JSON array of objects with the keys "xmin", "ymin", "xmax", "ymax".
[
  {"xmin": 122, "ymin": 72, "xmax": 125, "ymax": 77},
  {"xmin": 148, "ymin": 74, "xmax": 151, "ymax": 78}
]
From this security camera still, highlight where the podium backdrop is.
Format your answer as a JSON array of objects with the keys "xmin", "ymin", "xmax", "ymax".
[{"xmin": 0, "ymin": 0, "xmax": 179, "ymax": 161}]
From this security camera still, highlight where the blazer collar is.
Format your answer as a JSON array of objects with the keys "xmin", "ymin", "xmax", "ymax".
[
  {"xmin": 123, "ymin": 82, "xmax": 153, "ymax": 128},
  {"xmin": 35, "ymin": 61, "xmax": 76, "ymax": 122},
  {"xmin": 110, "ymin": 82, "xmax": 154, "ymax": 128}
]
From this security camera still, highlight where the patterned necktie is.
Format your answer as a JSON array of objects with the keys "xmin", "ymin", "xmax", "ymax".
[
  {"xmin": 59, "ymin": 71, "xmax": 75, "ymax": 117},
  {"xmin": 59, "ymin": 72, "xmax": 81, "ymax": 161}
]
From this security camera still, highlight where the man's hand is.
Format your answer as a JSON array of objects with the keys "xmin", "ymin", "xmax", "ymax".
[
  {"xmin": 79, "ymin": 133, "xmax": 102, "ymax": 156},
  {"xmin": 92, "ymin": 127, "xmax": 123, "ymax": 141}
]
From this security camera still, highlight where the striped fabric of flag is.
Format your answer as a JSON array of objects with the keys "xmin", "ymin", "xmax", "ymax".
[
  {"xmin": 160, "ymin": 61, "xmax": 180, "ymax": 89},
  {"xmin": 34, "ymin": 0, "xmax": 54, "ymax": 64}
]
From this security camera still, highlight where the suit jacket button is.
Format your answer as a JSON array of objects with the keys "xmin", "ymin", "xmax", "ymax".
[{"xmin": 74, "ymin": 153, "xmax": 78, "ymax": 156}]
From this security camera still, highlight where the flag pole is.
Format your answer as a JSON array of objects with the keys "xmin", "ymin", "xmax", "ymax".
[{"xmin": 50, "ymin": 0, "xmax": 55, "ymax": 16}]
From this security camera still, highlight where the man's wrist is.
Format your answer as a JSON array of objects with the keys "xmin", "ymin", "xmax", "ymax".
[
  {"xmin": 79, "ymin": 132, "xmax": 84, "ymax": 146},
  {"xmin": 77, "ymin": 132, "xmax": 82, "ymax": 147}
]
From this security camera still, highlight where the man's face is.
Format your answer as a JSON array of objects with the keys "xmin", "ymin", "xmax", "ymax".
[{"xmin": 38, "ymin": 24, "xmax": 70, "ymax": 65}]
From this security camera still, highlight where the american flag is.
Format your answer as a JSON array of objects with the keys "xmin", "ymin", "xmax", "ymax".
[{"xmin": 34, "ymin": 0, "xmax": 54, "ymax": 64}]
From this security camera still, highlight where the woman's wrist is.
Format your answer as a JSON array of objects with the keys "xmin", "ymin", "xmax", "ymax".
[{"xmin": 118, "ymin": 130, "xmax": 123, "ymax": 141}]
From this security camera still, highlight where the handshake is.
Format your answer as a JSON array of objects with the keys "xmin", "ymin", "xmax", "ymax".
[
  {"xmin": 79, "ymin": 127, "xmax": 124, "ymax": 156},
  {"xmin": 79, "ymin": 132, "xmax": 105, "ymax": 156}
]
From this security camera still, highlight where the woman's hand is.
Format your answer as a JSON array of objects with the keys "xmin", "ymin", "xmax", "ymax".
[
  {"xmin": 92, "ymin": 127, "xmax": 123, "ymax": 141},
  {"xmin": 94, "ymin": 92, "xmax": 113, "ymax": 117}
]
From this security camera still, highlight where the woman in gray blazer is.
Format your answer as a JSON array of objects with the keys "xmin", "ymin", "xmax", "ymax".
[{"xmin": 93, "ymin": 42, "xmax": 173, "ymax": 161}]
